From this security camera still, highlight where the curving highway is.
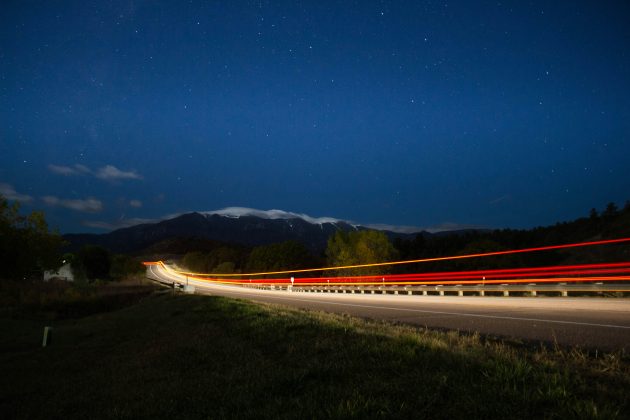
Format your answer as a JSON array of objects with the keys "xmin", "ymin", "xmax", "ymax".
[{"xmin": 148, "ymin": 263, "xmax": 630, "ymax": 351}]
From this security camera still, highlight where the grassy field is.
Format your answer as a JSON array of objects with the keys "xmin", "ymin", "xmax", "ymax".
[{"xmin": 1, "ymin": 286, "xmax": 629, "ymax": 419}]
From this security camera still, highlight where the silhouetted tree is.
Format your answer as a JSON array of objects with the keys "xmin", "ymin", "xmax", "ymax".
[
  {"xmin": 208, "ymin": 246, "xmax": 242, "ymax": 270},
  {"xmin": 182, "ymin": 251, "xmax": 207, "ymax": 272},
  {"xmin": 0, "ymin": 195, "xmax": 64, "ymax": 280},
  {"xmin": 109, "ymin": 254, "xmax": 144, "ymax": 280},
  {"xmin": 75, "ymin": 245, "xmax": 111, "ymax": 281},
  {"xmin": 602, "ymin": 202, "xmax": 619, "ymax": 218},
  {"xmin": 246, "ymin": 241, "xmax": 316, "ymax": 275},
  {"xmin": 212, "ymin": 261, "xmax": 236, "ymax": 274}
]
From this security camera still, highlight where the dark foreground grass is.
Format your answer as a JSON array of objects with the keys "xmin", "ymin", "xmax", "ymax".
[{"xmin": 1, "ymin": 291, "xmax": 628, "ymax": 420}]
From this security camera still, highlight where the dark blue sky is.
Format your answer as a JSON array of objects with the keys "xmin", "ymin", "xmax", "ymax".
[{"xmin": 1, "ymin": 1, "xmax": 629, "ymax": 233}]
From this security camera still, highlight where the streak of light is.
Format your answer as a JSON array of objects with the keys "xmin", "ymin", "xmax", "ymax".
[
  {"xmin": 155, "ymin": 261, "xmax": 630, "ymax": 287},
  {"xmin": 146, "ymin": 236, "xmax": 630, "ymax": 277}
]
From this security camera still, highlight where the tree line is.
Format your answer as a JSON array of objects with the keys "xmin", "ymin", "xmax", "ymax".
[
  {"xmin": 181, "ymin": 200, "xmax": 630, "ymax": 276},
  {"xmin": 393, "ymin": 200, "xmax": 630, "ymax": 273},
  {"xmin": 0, "ymin": 196, "xmax": 64, "ymax": 280},
  {"xmin": 67, "ymin": 245, "xmax": 145, "ymax": 282},
  {"xmin": 4, "ymin": 191, "xmax": 628, "ymax": 281},
  {"xmin": 181, "ymin": 229, "xmax": 400, "ymax": 278},
  {"xmin": 1, "ymin": 195, "xmax": 144, "ymax": 282}
]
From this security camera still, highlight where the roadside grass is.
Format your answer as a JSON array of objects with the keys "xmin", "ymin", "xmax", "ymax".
[
  {"xmin": 0, "ymin": 290, "xmax": 628, "ymax": 419},
  {"xmin": 0, "ymin": 276, "xmax": 157, "ymax": 319}
]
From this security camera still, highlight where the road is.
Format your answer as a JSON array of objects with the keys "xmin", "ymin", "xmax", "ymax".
[{"xmin": 148, "ymin": 264, "xmax": 630, "ymax": 351}]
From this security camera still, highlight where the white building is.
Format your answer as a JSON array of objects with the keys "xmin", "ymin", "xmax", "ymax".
[{"xmin": 44, "ymin": 263, "xmax": 74, "ymax": 282}]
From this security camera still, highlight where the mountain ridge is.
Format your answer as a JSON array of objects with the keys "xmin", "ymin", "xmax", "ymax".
[{"xmin": 64, "ymin": 210, "xmax": 442, "ymax": 254}]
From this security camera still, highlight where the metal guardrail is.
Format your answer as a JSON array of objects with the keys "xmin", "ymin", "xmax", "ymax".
[{"xmin": 242, "ymin": 283, "xmax": 630, "ymax": 297}]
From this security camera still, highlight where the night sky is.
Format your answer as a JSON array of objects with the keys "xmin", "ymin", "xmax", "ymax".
[{"xmin": 2, "ymin": 1, "xmax": 629, "ymax": 234}]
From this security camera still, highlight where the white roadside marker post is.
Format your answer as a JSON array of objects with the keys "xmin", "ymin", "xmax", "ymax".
[{"xmin": 42, "ymin": 326, "xmax": 52, "ymax": 347}]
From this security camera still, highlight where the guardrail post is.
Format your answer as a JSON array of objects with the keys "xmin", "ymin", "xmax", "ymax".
[
  {"xmin": 422, "ymin": 290, "xmax": 428, "ymax": 296},
  {"xmin": 503, "ymin": 290, "xmax": 509, "ymax": 297},
  {"xmin": 479, "ymin": 290, "xmax": 484, "ymax": 296},
  {"xmin": 531, "ymin": 290, "xmax": 537, "ymax": 297},
  {"xmin": 561, "ymin": 290, "xmax": 568, "ymax": 297},
  {"xmin": 408, "ymin": 291, "xmax": 412, "ymax": 295},
  {"xmin": 439, "ymin": 291, "xmax": 444, "ymax": 296},
  {"xmin": 458, "ymin": 291, "xmax": 463, "ymax": 297}
]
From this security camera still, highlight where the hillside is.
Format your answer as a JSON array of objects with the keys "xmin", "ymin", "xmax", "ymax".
[
  {"xmin": 64, "ymin": 210, "xmax": 421, "ymax": 254},
  {"xmin": 394, "ymin": 202, "xmax": 630, "ymax": 272},
  {"xmin": 62, "ymin": 202, "xmax": 630, "ymax": 274}
]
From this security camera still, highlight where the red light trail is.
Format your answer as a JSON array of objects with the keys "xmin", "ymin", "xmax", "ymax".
[{"xmin": 145, "ymin": 237, "xmax": 630, "ymax": 287}]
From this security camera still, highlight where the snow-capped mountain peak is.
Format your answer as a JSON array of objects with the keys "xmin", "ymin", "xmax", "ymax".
[{"xmin": 199, "ymin": 207, "xmax": 343, "ymax": 225}]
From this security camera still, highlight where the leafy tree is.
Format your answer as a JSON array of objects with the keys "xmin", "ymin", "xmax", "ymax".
[
  {"xmin": 181, "ymin": 246, "xmax": 248, "ymax": 273},
  {"xmin": 326, "ymin": 230, "xmax": 398, "ymax": 276},
  {"xmin": 212, "ymin": 261, "xmax": 236, "ymax": 274},
  {"xmin": 110, "ymin": 254, "xmax": 145, "ymax": 280},
  {"xmin": 0, "ymin": 195, "xmax": 64, "ymax": 280},
  {"xmin": 182, "ymin": 251, "xmax": 207, "ymax": 272},
  {"xmin": 246, "ymin": 241, "xmax": 315, "ymax": 274},
  {"xmin": 208, "ymin": 246, "xmax": 242, "ymax": 270},
  {"xmin": 75, "ymin": 245, "xmax": 111, "ymax": 281}
]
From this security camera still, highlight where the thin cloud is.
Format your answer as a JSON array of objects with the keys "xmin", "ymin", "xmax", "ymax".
[
  {"xmin": 0, "ymin": 183, "xmax": 33, "ymax": 202},
  {"xmin": 489, "ymin": 195, "xmax": 511, "ymax": 205},
  {"xmin": 364, "ymin": 223, "xmax": 425, "ymax": 234},
  {"xmin": 95, "ymin": 165, "xmax": 142, "ymax": 180},
  {"xmin": 424, "ymin": 222, "xmax": 487, "ymax": 233},
  {"xmin": 82, "ymin": 217, "xmax": 155, "ymax": 230},
  {"xmin": 48, "ymin": 164, "xmax": 79, "ymax": 176},
  {"xmin": 129, "ymin": 199, "xmax": 143, "ymax": 208},
  {"xmin": 74, "ymin": 164, "xmax": 92, "ymax": 174},
  {"xmin": 200, "ymin": 207, "xmax": 343, "ymax": 224},
  {"xmin": 48, "ymin": 163, "xmax": 142, "ymax": 181},
  {"xmin": 363, "ymin": 222, "xmax": 488, "ymax": 234},
  {"xmin": 47, "ymin": 163, "xmax": 93, "ymax": 176},
  {"xmin": 42, "ymin": 196, "xmax": 103, "ymax": 213}
]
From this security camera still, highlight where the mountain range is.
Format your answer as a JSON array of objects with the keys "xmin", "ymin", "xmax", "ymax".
[{"xmin": 64, "ymin": 208, "xmax": 449, "ymax": 254}]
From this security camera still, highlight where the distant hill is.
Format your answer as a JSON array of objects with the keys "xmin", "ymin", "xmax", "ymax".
[
  {"xmin": 63, "ymin": 202, "xmax": 630, "ymax": 271},
  {"xmin": 64, "ymin": 202, "xmax": 630, "ymax": 261},
  {"xmin": 393, "ymin": 202, "xmax": 630, "ymax": 270},
  {"xmin": 63, "ymin": 210, "xmax": 432, "ymax": 255},
  {"xmin": 135, "ymin": 236, "xmax": 250, "ymax": 260}
]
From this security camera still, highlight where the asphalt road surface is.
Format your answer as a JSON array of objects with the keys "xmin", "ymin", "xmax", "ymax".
[{"xmin": 149, "ymin": 264, "xmax": 630, "ymax": 351}]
